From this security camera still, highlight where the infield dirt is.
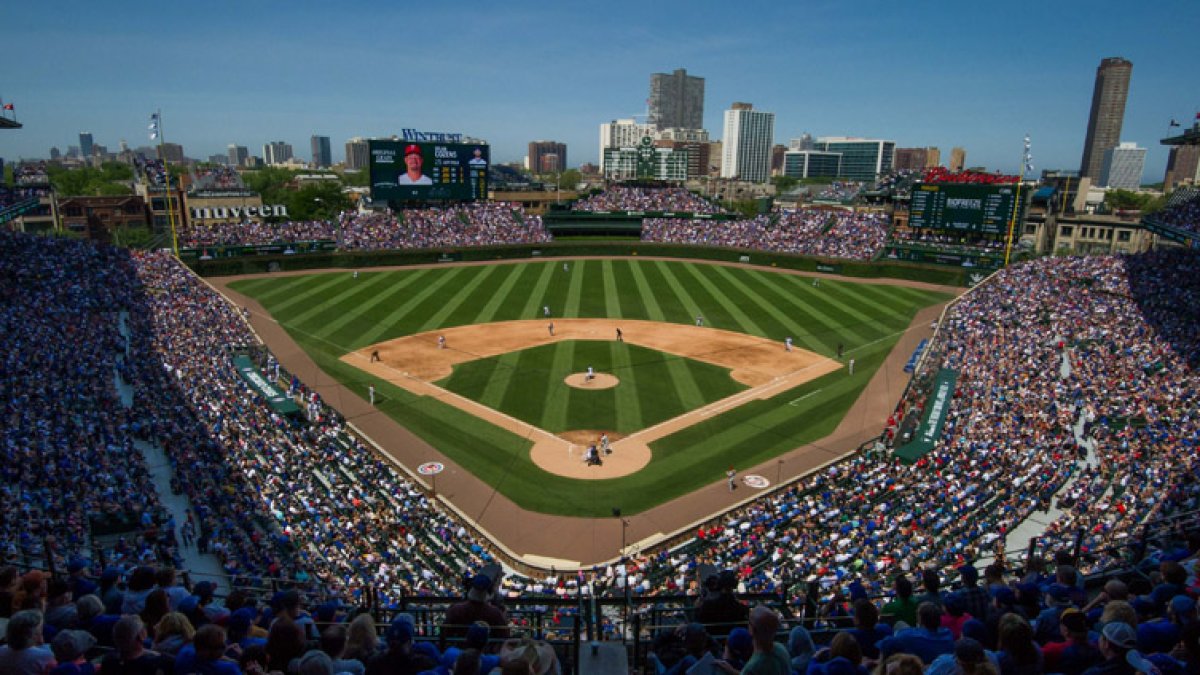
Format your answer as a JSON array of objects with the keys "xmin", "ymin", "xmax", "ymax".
[{"xmin": 342, "ymin": 319, "xmax": 840, "ymax": 480}]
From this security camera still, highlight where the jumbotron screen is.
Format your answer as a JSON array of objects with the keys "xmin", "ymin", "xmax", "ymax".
[
  {"xmin": 369, "ymin": 140, "xmax": 489, "ymax": 202},
  {"xmin": 908, "ymin": 183, "xmax": 1021, "ymax": 235}
]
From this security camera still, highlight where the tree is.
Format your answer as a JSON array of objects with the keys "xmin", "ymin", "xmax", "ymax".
[
  {"xmin": 558, "ymin": 169, "xmax": 582, "ymax": 191},
  {"xmin": 283, "ymin": 181, "xmax": 349, "ymax": 221},
  {"xmin": 771, "ymin": 175, "xmax": 799, "ymax": 193}
]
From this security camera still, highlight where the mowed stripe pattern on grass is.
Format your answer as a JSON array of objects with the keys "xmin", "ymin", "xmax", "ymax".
[
  {"xmin": 229, "ymin": 261, "xmax": 952, "ymax": 516},
  {"xmin": 438, "ymin": 340, "xmax": 741, "ymax": 434}
]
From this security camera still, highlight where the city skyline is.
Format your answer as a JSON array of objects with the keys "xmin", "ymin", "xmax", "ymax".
[{"xmin": 2, "ymin": 1, "xmax": 1198, "ymax": 184}]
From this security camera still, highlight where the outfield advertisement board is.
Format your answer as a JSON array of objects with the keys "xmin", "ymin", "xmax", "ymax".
[
  {"xmin": 909, "ymin": 183, "xmax": 1022, "ymax": 235},
  {"xmin": 369, "ymin": 140, "xmax": 488, "ymax": 202}
]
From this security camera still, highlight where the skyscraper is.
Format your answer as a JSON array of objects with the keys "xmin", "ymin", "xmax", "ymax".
[
  {"xmin": 1164, "ymin": 145, "xmax": 1200, "ymax": 190},
  {"xmin": 1099, "ymin": 142, "xmax": 1146, "ymax": 189},
  {"xmin": 721, "ymin": 103, "xmax": 774, "ymax": 183},
  {"xmin": 263, "ymin": 141, "xmax": 294, "ymax": 166},
  {"xmin": 949, "ymin": 147, "xmax": 966, "ymax": 172},
  {"xmin": 648, "ymin": 68, "xmax": 705, "ymax": 131},
  {"xmin": 528, "ymin": 141, "xmax": 568, "ymax": 174},
  {"xmin": 311, "ymin": 135, "xmax": 332, "ymax": 168},
  {"xmin": 79, "ymin": 132, "xmax": 94, "ymax": 159},
  {"xmin": 345, "ymin": 137, "xmax": 369, "ymax": 170},
  {"xmin": 1080, "ymin": 57, "xmax": 1133, "ymax": 180},
  {"xmin": 813, "ymin": 137, "xmax": 894, "ymax": 182},
  {"xmin": 227, "ymin": 144, "xmax": 249, "ymax": 167}
]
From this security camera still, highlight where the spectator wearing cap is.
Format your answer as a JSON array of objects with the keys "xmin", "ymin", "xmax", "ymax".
[
  {"xmin": 228, "ymin": 607, "xmax": 267, "ymax": 653},
  {"xmin": 1148, "ymin": 563, "xmax": 1188, "ymax": 608},
  {"xmin": 1081, "ymin": 621, "xmax": 1138, "ymax": 675},
  {"xmin": 441, "ymin": 622, "xmax": 499, "ymax": 674},
  {"xmin": 942, "ymin": 593, "xmax": 974, "ymax": 640},
  {"xmin": 882, "ymin": 575, "xmax": 919, "ymax": 628},
  {"xmin": 443, "ymin": 574, "xmax": 510, "ymax": 643},
  {"xmin": 848, "ymin": 599, "xmax": 892, "ymax": 659},
  {"xmin": 1126, "ymin": 648, "xmax": 1187, "ymax": 675},
  {"xmin": 1035, "ymin": 583, "xmax": 1077, "ymax": 644},
  {"xmin": 723, "ymin": 627, "xmax": 754, "ymax": 671},
  {"xmin": 175, "ymin": 624, "xmax": 239, "ymax": 675},
  {"xmin": 365, "ymin": 615, "xmax": 436, "ymax": 675},
  {"xmin": 925, "ymin": 637, "xmax": 1000, "ymax": 675},
  {"xmin": 1168, "ymin": 596, "xmax": 1196, "ymax": 630},
  {"xmin": 878, "ymin": 602, "xmax": 955, "ymax": 665},
  {"xmin": 48, "ymin": 629, "xmax": 96, "ymax": 675},
  {"xmin": 957, "ymin": 566, "xmax": 991, "ymax": 622},
  {"xmin": 66, "ymin": 561, "xmax": 97, "ymax": 601},
  {"xmin": 1042, "ymin": 608, "xmax": 1102, "ymax": 675},
  {"xmin": 98, "ymin": 614, "xmax": 174, "ymax": 675},
  {"xmin": 695, "ymin": 570, "xmax": 749, "ymax": 637},
  {"xmin": 297, "ymin": 649, "xmax": 335, "ymax": 675},
  {"xmin": 995, "ymin": 613, "xmax": 1042, "ymax": 675},
  {"xmin": 0, "ymin": 610, "xmax": 56, "ymax": 675}
]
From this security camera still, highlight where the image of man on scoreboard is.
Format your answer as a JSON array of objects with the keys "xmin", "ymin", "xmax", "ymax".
[
  {"xmin": 397, "ymin": 144, "xmax": 433, "ymax": 185},
  {"xmin": 469, "ymin": 147, "xmax": 488, "ymax": 168}
]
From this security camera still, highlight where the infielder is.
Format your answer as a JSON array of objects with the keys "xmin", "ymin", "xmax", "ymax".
[
  {"xmin": 437, "ymin": 335, "xmax": 446, "ymax": 349},
  {"xmin": 368, "ymin": 385, "xmax": 375, "ymax": 406},
  {"xmin": 548, "ymin": 322, "xmax": 555, "ymax": 336},
  {"xmin": 600, "ymin": 433, "xmax": 610, "ymax": 454},
  {"xmin": 543, "ymin": 305, "xmax": 551, "ymax": 317},
  {"xmin": 785, "ymin": 337, "xmax": 793, "ymax": 352},
  {"xmin": 726, "ymin": 467, "xmax": 737, "ymax": 492},
  {"xmin": 696, "ymin": 316, "xmax": 704, "ymax": 327}
]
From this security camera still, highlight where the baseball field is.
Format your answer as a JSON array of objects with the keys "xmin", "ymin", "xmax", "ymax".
[{"xmin": 226, "ymin": 258, "xmax": 952, "ymax": 518}]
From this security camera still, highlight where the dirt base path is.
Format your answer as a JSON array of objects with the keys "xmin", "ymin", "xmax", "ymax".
[
  {"xmin": 208, "ymin": 258, "xmax": 956, "ymax": 568},
  {"xmin": 342, "ymin": 319, "xmax": 838, "ymax": 480}
]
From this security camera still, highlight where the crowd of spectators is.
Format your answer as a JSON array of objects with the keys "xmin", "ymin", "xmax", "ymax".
[
  {"xmin": 4, "ymin": 228, "xmax": 1200, "ymax": 674},
  {"xmin": 625, "ymin": 251, "xmax": 1200, "ymax": 611},
  {"xmin": 178, "ymin": 221, "xmax": 337, "ymax": 247},
  {"xmin": 136, "ymin": 158, "xmax": 169, "ymax": 188},
  {"xmin": 339, "ymin": 203, "xmax": 550, "ymax": 250},
  {"xmin": 813, "ymin": 182, "xmax": 864, "ymax": 203},
  {"xmin": 642, "ymin": 209, "xmax": 888, "ymax": 260},
  {"xmin": 889, "ymin": 229, "xmax": 1007, "ymax": 253},
  {"xmin": 1146, "ymin": 191, "xmax": 1200, "ymax": 237},
  {"xmin": 191, "ymin": 166, "xmax": 248, "ymax": 192},
  {"xmin": 573, "ymin": 186, "xmax": 723, "ymax": 214}
]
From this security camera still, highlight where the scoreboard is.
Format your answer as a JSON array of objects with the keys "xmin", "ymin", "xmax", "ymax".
[
  {"xmin": 908, "ymin": 183, "xmax": 1022, "ymax": 235},
  {"xmin": 369, "ymin": 140, "xmax": 489, "ymax": 202}
]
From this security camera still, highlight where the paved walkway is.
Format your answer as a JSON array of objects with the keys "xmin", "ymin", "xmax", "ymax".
[{"xmin": 115, "ymin": 312, "xmax": 230, "ymax": 592}]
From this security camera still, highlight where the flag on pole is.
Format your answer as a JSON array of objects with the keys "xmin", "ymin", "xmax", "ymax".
[
  {"xmin": 149, "ymin": 112, "xmax": 160, "ymax": 140},
  {"xmin": 1170, "ymin": 119, "xmax": 1181, "ymax": 127},
  {"xmin": 2, "ymin": 104, "xmax": 13, "ymax": 111}
]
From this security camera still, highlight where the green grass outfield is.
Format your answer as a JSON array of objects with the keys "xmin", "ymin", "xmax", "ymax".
[
  {"xmin": 229, "ymin": 259, "xmax": 953, "ymax": 517},
  {"xmin": 438, "ymin": 340, "xmax": 746, "ymax": 434}
]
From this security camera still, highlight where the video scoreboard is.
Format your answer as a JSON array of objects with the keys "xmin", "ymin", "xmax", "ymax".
[
  {"xmin": 909, "ymin": 183, "xmax": 1022, "ymax": 235},
  {"xmin": 369, "ymin": 140, "xmax": 489, "ymax": 202}
]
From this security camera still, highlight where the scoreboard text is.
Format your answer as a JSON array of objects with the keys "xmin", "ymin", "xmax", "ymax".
[{"xmin": 908, "ymin": 183, "xmax": 1021, "ymax": 235}]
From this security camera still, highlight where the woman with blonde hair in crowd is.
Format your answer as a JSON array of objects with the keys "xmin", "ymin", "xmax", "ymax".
[
  {"xmin": 344, "ymin": 613, "xmax": 380, "ymax": 663},
  {"xmin": 152, "ymin": 611, "xmax": 196, "ymax": 657}
]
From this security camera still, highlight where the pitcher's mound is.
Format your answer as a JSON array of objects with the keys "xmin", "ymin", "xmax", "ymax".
[{"xmin": 564, "ymin": 372, "xmax": 619, "ymax": 389}]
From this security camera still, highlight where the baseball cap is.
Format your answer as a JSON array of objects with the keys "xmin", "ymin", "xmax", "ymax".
[
  {"xmin": 1169, "ymin": 595, "xmax": 1196, "ymax": 619},
  {"xmin": 958, "ymin": 565, "xmax": 979, "ymax": 583},
  {"xmin": 1046, "ymin": 583, "xmax": 1072, "ymax": 602},
  {"xmin": 387, "ymin": 615, "xmax": 414, "ymax": 644},
  {"xmin": 468, "ymin": 574, "xmax": 492, "ymax": 602},
  {"xmin": 404, "ymin": 144, "xmax": 422, "ymax": 157},
  {"xmin": 1102, "ymin": 621, "xmax": 1137, "ymax": 649},
  {"xmin": 1060, "ymin": 608, "xmax": 1088, "ymax": 634}
]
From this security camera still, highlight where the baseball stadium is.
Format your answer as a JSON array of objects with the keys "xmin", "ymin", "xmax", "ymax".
[{"xmin": 3, "ymin": 125, "xmax": 1200, "ymax": 674}]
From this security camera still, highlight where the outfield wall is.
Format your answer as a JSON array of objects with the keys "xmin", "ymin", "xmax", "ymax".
[{"xmin": 188, "ymin": 242, "xmax": 972, "ymax": 286}]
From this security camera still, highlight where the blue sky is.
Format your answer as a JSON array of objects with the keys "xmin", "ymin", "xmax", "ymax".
[{"xmin": 2, "ymin": 1, "xmax": 1198, "ymax": 183}]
